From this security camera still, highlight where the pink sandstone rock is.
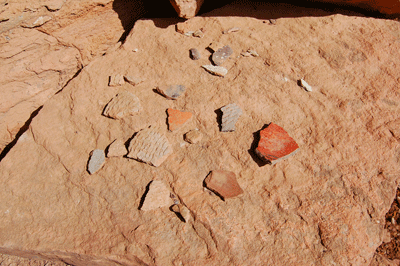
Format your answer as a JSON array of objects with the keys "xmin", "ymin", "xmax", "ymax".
[
  {"xmin": 0, "ymin": 2, "xmax": 400, "ymax": 265},
  {"xmin": 169, "ymin": 0, "xmax": 205, "ymax": 18}
]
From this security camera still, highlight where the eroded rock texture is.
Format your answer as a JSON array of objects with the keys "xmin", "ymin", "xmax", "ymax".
[
  {"xmin": 0, "ymin": 0, "xmax": 145, "ymax": 155},
  {"xmin": 0, "ymin": 2, "xmax": 400, "ymax": 266}
]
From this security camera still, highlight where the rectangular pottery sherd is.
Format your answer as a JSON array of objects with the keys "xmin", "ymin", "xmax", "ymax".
[
  {"xmin": 204, "ymin": 170, "xmax": 243, "ymax": 200},
  {"xmin": 127, "ymin": 128, "xmax": 173, "ymax": 167},
  {"xmin": 108, "ymin": 74, "xmax": 125, "ymax": 86},
  {"xmin": 167, "ymin": 108, "xmax": 192, "ymax": 131},
  {"xmin": 255, "ymin": 123, "xmax": 299, "ymax": 165},
  {"xmin": 220, "ymin": 103, "xmax": 243, "ymax": 132},
  {"xmin": 103, "ymin": 91, "xmax": 141, "ymax": 119}
]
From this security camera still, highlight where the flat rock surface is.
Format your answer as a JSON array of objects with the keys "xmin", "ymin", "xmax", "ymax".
[
  {"xmin": 0, "ymin": 2, "xmax": 400, "ymax": 266},
  {"xmin": 204, "ymin": 170, "xmax": 243, "ymax": 200}
]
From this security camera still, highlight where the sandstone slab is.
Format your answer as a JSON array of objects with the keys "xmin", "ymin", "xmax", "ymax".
[
  {"xmin": 0, "ymin": 3, "xmax": 400, "ymax": 265},
  {"xmin": 140, "ymin": 180, "xmax": 174, "ymax": 211},
  {"xmin": 103, "ymin": 91, "xmax": 141, "ymax": 119},
  {"xmin": 255, "ymin": 123, "xmax": 299, "ymax": 165},
  {"xmin": 204, "ymin": 170, "xmax": 243, "ymax": 200},
  {"xmin": 0, "ymin": 27, "xmax": 81, "ymax": 154},
  {"xmin": 167, "ymin": 109, "xmax": 192, "ymax": 131},
  {"xmin": 127, "ymin": 127, "xmax": 173, "ymax": 167},
  {"xmin": 20, "ymin": 15, "xmax": 52, "ymax": 28}
]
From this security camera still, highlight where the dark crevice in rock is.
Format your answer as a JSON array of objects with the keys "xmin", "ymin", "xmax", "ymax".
[{"xmin": 0, "ymin": 106, "xmax": 42, "ymax": 162}]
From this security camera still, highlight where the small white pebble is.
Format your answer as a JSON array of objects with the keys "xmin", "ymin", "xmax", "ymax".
[{"xmin": 300, "ymin": 79, "xmax": 312, "ymax": 92}]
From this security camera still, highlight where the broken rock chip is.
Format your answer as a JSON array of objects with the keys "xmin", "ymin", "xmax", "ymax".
[
  {"xmin": 21, "ymin": 16, "xmax": 52, "ymax": 28},
  {"xmin": 108, "ymin": 74, "xmax": 125, "ymax": 86},
  {"xmin": 127, "ymin": 128, "xmax": 173, "ymax": 167},
  {"xmin": 170, "ymin": 0, "xmax": 205, "ymax": 19},
  {"xmin": 103, "ymin": 91, "xmax": 141, "ymax": 119},
  {"xmin": 202, "ymin": 65, "xmax": 228, "ymax": 77},
  {"xmin": 223, "ymin": 27, "xmax": 240, "ymax": 34},
  {"xmin": 212, "ymin": 45, "xmax": 233, "ymax": 66},
  {"xmin": 189, "ymin": 48, "xmax": 201, "ymax": 60},
  {"xmin": 220, "ymin": 103, "xmax": 243, "ymax": 132},
  {"xmin": 204, "ymin": 170, "xmax": 243, "ymax": 200},
  {"xmin": 156, "ymin": 85, "xmax": 186, "ymax": 100},
  {"xmin": 87, "ymin": 149, "xmax": 105, "ymax": 174},
  {"xmin": 299, "ymin": 79, "xmax": 312, "ymax": 92},
  {"xmin": 45, "ymin": 0, "xmax": 65, "ymax": 11},
  {"xmin": 124, "ymin": 75, "xmax": 143, "ymax": 86},
  {"xmin": 106, "ymin": 139, "xmax": 127, "ymax": 157},
  {"xmin": 171, "ymin": 204, "xmax": 192, "ymax": 222},
  {"xmin": 255, "ymin": 123, "xmax": 299, "ymax": 165},
  {"xmin": 184, "ymin": 129, "xmax": 202, "ymax": 144},
  {"xmin": 140, "ymin": 180, "xmax": 174, "ymax": 211},
  {"xmin": 167, "ymin": 108, "xmax": 192, "ymax": 131}
]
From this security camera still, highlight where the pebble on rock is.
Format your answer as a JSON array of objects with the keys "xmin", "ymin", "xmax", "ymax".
[
  {"xmin": 220, "ymin": 103, "xmax": 243, "ymax": 132},
  {"xmin": 156, "ymin": 85, "xmax": 186, "ymax": 100},
  {"xmin": 201, "ymin": 65, "xmax": 228, "ymax": 77},
  {"xmin": 192, "ymin": 30, "xmax": 204, "ymax": 38},
  {"xmin": 106, "ymin": 139, "xmax": 127, "ymax": 157},
  {"xmin": 184, "ymin": 129, "xmax": 202, "ymax": 144},
  {"xmin": 204, "ymin": 170, "xmax": 243, "ymax": 200},
  {"xmin": 127, "ymin": 127, "xmax": 173, "ymax": 167},
  {"xmin": 124, "ymin": 75, "xmax": 143, "ymax": 86},
  {"xmin": 299, "ymin": 79, "xmax": 312, "ymax": 92},
  {"xmin": 255, "ymin": 123, "xmax": 299, "ymax": 165},
  {"xmin": 87, "ymin": 149, "xmax": 105, "ymax": 174},
  {"xmin": 223, "ymin": 27, "xmax": 241, "ymax": 34},
  {"xmin": 140, "ymin": 180, "xmax": 174, "ymax": 211},
  {"xmin": 212, "ymin": 45, "xmax": 233, "ymax": 66},
  {"xmin": 103, "ymin": 91, "xmax": 141, "ymax": 119},
  {"xmin": 189, "ymin": 48, "xmax": 201, "ymax": 60},
  {"xmin": 108, "ymin": 74, "xmax": 125, "ymax": 86},
  {"xmin": 167, "ymin": 108, "xmax": 192, "ymax": 131}
]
